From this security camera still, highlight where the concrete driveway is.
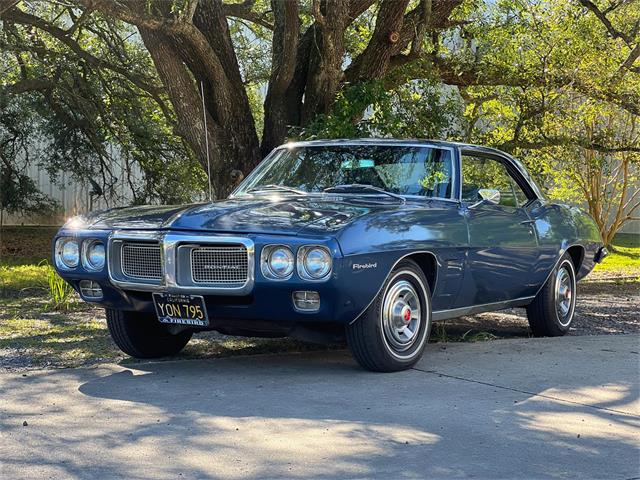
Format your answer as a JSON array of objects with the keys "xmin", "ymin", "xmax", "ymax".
[{"xmin": 1, "ymin": 335, "xmax": 639, "ymax": 479}]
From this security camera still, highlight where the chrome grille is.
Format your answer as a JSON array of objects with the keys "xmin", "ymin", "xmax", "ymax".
[
  {"xmin": 191, "ymin": 245, "xmax": 248, "ymax": 284},
  {"xmin": 121, "ymin": 243, "xmax": 162, "ymax": 281}
]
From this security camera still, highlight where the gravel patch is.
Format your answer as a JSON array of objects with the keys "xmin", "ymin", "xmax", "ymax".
[{"xmin": 443, "ymin": 280, "xmax": 639, "ymax": 338}]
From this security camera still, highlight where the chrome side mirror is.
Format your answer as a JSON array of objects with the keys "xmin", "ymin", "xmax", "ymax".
[{"xmin": 470, "ymin": 188, "xmax": 500, "ymax": 208}]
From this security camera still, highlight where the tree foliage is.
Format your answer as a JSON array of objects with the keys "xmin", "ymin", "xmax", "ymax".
[
  {"xmin": 0, "ymin": 0, "xmax": 638, "ymax": 242},
  {"xmin": 0, "ymin": 1, "xmax": 206, "ymax": 206}
]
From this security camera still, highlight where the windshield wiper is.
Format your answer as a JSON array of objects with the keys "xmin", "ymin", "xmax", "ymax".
[
  {"xmin": 247, "ymin": 184, "xmax": 307, "ymax": 195},
  {"xmin": 323, "ymin": 184, "xmax": 406, "ymax": 203}
]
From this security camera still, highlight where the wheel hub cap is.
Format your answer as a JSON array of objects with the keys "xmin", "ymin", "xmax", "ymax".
[
  {"xmin": 382, "ymin": 280, "xmax": 422, "ymax": 352},
  {"xmin": 555, "ymin": 266, "xmax": 573, "ymax": 324}
]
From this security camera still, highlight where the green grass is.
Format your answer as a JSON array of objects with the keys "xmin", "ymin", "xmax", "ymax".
[
  {"xmin": 593, "ymin": 233, "xmax": 640, "ymax": 278},
  {"xmin": 0, "ymin": 298, "xmax": 117, "ymax": 368},
  {"xmin": 0, "ymin": 264, "xmax": 50, "ymax": 297}
]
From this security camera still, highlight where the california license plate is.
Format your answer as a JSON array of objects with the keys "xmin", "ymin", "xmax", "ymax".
[{"xmin": 152, "ymin": 293, "xmax": 209, "ymax": 327}]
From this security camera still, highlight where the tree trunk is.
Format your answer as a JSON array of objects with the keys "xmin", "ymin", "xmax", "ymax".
[
  {"xmin": 139, "ymin": 8, "xmax": 262, "ymax": 199},
  {"xmin": 261, "ymin": 0, "xmax": 300, "ymax": 157}
]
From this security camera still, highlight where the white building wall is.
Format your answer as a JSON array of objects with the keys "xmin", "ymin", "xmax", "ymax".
[{"xmin": 4, "ymin": 162, "xmax": 142, "ymax": 226}]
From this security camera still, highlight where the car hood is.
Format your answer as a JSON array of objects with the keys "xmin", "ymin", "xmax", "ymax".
[{"xmin": 81, "ymin": 195, "xmax": 397, "ymax": 236}]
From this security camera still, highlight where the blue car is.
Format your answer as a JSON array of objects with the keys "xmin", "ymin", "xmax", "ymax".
[{"xmin": 52, "ymin": 139, "xmax": 607, "ymax": 371}]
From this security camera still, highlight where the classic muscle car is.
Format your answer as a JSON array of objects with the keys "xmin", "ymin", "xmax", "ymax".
[{"xmin": 52, "ymin": 139, "xmax": 607, "ymax": 371}]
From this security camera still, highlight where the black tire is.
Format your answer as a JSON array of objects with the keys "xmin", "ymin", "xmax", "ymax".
[
  {"xmin": 526, "ymin": 254, "xmax": 577, "ymax": 337},
  {"xmin": 346, "ymin": 259, "xmax": 432, "ymax": 372},
  {"xmin": 106, "ymin": 309, "xmax": 192, "ymax": 359}
]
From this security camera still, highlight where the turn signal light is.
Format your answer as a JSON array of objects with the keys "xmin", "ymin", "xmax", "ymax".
[{"xmin": 293, "ymin": 291, "xmax": 320, "ymax": 312}]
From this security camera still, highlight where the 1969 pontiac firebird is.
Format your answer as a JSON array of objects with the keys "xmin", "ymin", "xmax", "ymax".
[{"xmin": 53, "ymin": 139, "xmax": 608, "ymax": 372}]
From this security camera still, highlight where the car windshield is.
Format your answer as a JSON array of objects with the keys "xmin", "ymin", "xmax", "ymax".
[{"xmin": 235, "ymin": 145, "xmax": 454, "ymax": 199}]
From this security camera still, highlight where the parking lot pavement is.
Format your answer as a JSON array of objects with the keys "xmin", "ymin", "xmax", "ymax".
[{"xmin": 1, "ymin": 335, "xmax": 638, "ymax": 479}]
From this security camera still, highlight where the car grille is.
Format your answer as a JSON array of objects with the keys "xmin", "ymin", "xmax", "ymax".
[
  {"xmin": 121, "ymin": 243, "xmax": 163, "ymax": 281},
  {"xmin": 191, "ymin": 245, "xmax": 248, "ymax": 284}
]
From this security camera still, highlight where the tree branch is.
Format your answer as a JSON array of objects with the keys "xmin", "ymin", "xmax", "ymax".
[
  {"xmin": 2, "ymin": 7, "xmax": 164, "ymax": 96},
  {"xmin": 578, "ymin": 0, "xmax": 634, "ymax": 46},
  {"xmin": 222, "ymin": 0, "xmax": 273, "ymax": 30},
  {"xmin": 0, "ymin": 0, "xmax": 18, "ymax": 15},
  {"xmin": 261, "ymin": 0, "xmax": 300, "ymax": 155}
]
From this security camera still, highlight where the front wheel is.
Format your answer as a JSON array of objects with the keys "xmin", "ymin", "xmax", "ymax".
[
  {"xmin": 526, "ymin": 254, "xmax": 577, "ymax": 336},
  {"xmin": 346, "ymin": 259, "xmax": 432, "ymax": 372},
  {"xmin": 106, "ymin": 309, "xmax": 192, "ymax": 358}
]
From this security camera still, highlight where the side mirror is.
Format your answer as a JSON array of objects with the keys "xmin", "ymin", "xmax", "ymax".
[{"xmin": 470, "ymin": 188, "xmax": 500, "ymax": 208}]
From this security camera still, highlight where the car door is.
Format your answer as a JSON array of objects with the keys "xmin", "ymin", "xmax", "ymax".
[{"xmin": 457, "ymin": 151, "xmax": 540, "ymax": 306}]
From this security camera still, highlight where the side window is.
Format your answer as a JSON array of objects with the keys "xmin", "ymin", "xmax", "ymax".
[{"xmin": 461, "ymin": 154, "xmax": 529, "ymax": 207}]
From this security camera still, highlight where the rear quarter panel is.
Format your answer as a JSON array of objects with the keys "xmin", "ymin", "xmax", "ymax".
[{"xmin": 527, "ymin": 200, "xmax": 602, "ymax": 281}]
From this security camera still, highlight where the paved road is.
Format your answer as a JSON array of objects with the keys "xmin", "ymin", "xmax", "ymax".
[{"xmin": 1, "ymin": 335, "xmax": 639, "ymax": 479}]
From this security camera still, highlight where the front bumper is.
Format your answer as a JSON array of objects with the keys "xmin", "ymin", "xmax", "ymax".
[
  {"xmin": 53, "ymin": 228, "xmax": 369, "ymax": 327},
  {"xmin": 66, "ymin": 277, "xmax": 344, "ymax": 327}
]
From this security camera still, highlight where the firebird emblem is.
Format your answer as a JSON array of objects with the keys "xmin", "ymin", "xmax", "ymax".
[{"xmin": 352, "ymin": 262, "xmax": 377, "ymax": 270}]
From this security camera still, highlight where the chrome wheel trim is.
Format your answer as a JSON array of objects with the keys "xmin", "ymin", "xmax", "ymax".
[
  {"xmin": 382, "ymin": 279, "xmax": 422, "ymax": 351},
  {"xmin": 555, "ymin": 262, "xmax": 575, "ymax": 327},
  {"xmin": 378, "ymin": 270, "xmax": 430, "ymax": 360}
]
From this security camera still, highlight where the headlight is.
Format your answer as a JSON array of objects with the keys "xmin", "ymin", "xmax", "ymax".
[
  {"xmin": 298, "ymin": 246, "xmax": 332, "ymax": 280},
  {"xmin": 82, "ymin": 240, "xmax": 105, "ymax": 271},
  {"xmin": 261, "ymin": 245, "xmax": 294, "ymax": 279},
  {"xmin": 55, "ymin": 238, "xmax": 79, "ymax": 269}
]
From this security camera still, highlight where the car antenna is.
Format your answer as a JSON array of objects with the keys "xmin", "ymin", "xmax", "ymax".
[{"xmin": 200, "ymin": 80, "xmax": 213, "ymax": 202}]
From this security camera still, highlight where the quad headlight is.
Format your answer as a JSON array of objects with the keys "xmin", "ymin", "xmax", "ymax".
[
  {"xmin": 55, "ymin": 238, "xmax": 80, "ymax": 269},
  {"xmin": 261, "ymin": 245, "xmax": 295, "ymax": 279},
  {"xmin": 297, "ymin": 246, "xmax": 332, "ymax": 280},
  {"xmin": 261, "ymin": 244, "xmax": 333, "ymax": 281},
  {"xmin": 82, "ymin": 239, "xmax": 106, "ymax": 271}
]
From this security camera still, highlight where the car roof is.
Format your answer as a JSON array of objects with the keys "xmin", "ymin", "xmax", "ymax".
[{"xmin": 284, "ymin": 138, "xmax": 510, "ymax": 156}]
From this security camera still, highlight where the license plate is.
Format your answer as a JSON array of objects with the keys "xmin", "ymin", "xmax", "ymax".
[{"xmin": 153, "ymin": 293, "xmax": 209, "ymax": 327}]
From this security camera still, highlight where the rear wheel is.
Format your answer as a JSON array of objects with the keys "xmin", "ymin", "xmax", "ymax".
[
  {"xmin": 346, "ymin": 260, "xmax": 432, "ymax": 372},
  {"xmin": 526, "ymin": 254, "xmax": 577, "ymax": 336},
  {"xmin": 106, "ymin": 309, "xmax": 192, "ymax": 358}
]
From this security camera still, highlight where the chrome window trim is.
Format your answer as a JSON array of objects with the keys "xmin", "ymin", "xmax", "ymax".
[
  {"xmin": 107, "ymin": 231, "xmax": 255, "ymax": 295},
  {"xmin": 458, "ymin": 147, "xmax": 541, "ymax": 202}
]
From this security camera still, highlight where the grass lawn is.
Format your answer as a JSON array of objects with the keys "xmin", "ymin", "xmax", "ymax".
[
  {"xmin": 0, "ymin": 227, "xmax": 638, "ymax": 369},
  {"xmin": 592, "ymin": 233, "xmax": 640, "ymax": 279}
]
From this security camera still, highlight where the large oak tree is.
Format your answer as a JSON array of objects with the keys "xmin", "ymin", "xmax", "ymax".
[{"xmin": 1, "ymin": 0, "xmax": 639, "ymax": 204}]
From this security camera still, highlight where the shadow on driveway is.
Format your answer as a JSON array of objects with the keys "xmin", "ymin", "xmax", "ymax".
[{"xmin": 1, "ymin": 336, "xmax": 638, "ymax": 479}]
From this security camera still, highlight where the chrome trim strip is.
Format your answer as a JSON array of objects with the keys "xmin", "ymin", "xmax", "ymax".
[
  {"xmin": 107, "ymin": 231, "xmax": 255, "ymax": 295},
  {"xmin": 431, "ymin": 296, "xmax": 535, "ymax": 321}
]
